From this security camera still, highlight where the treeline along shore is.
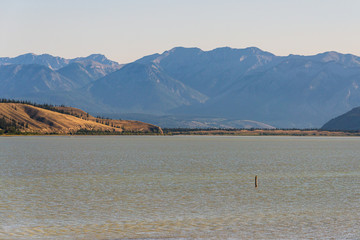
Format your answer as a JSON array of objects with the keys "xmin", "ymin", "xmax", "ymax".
[
  {"xmin": 162, "ymin": 128, "xmax": 360, "ymax": 136},
  {"xmin": 1, "ymin": 99, "xmax": 360, "ymax": 136}
]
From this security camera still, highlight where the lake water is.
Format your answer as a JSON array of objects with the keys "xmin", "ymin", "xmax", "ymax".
[{"xmin": 0, "ymin": 136, "xmax": 359, "ymax": 239}]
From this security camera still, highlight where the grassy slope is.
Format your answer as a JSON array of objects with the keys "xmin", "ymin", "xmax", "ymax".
[
  {"xmin": 0, "ymin": 103, "xmax": 162, "ymax": 134},
  {"xmin": 54, "ymin": 106, "xmax": 163, "ymax": 133}
]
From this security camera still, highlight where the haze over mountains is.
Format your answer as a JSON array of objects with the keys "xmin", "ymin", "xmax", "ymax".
[{"xmin": 1, "ymin": 47, "xmax": 360, "ymax": 128}]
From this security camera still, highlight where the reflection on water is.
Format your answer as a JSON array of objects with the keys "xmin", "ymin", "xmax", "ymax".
[{"xmin": 0, "ymin": 136, "xmax": 360, "ymax": 239}]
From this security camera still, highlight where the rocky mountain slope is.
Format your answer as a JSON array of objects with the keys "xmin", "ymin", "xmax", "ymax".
[
  {"xmin": 137, "ymin": 48, "xmax": 360, "ymax": 128},
  {"xmin": 0, "ymin": 53, "xmax": 69, "ymax": 70},
  {"xmin": 0, "ymin": 64, "xmax": 79, "ymax": 96},
  {"xmin": 0, "ymin": 53, "xmax": 121, "ymax": 70},
  {"xmin": 0, "ymin": 53, "xmax": 121, "ymax": 96},
  {"xmin": 57, "ymin": 60, "xmax": 122, "ymax": 86},
  {"xmin": 2, "ymin": 48, "xmax": 360, "ymax": 128},
  {"xmin": 89, "ymin": 62, "xmax": 208, "ymax": 114}
]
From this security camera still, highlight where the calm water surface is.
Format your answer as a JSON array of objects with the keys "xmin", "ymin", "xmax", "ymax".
[{"xmin": 0, "ymin": 136, "xmax": 359, "ymax": 239}]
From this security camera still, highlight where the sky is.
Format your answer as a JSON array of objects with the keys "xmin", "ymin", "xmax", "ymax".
[{"xmin": 1, "ymin": 0, "xmax": 360, "ymax": 63}]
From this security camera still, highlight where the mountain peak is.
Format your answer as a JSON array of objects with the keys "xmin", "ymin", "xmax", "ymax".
[
  {"xmin": 22, "ymin": 53, "xmax": 36, "ymax": 56},
  {"xmin": 169, "ymin": 46, "xmax": 202, "ymax": 51},
  {"xmin": 85, "ymin": 53, "xmax": 107, "ymax": 60},
  {"xmin": 243, "ymin": 46, "xmax": 263, "ymax": 53},
  {"xmin": 71, "ymin": 54, "xmax": 119, "ymax": 67},
  {"xmin": 321, "ymin": 51, "xmax": 342, "ymax": 62},
  {"xmin": 0, "ymin": 53, "xmax": 120, "ymax": 69},
  {"xmin": 165, "ymin": 47, "xmax": 203, "ymax": 56},
  {"xmin": 0, "ymin": 53, "xmax": 68, "ymax": 70},
  {"xmin": 310, "ymin": 51, "xmax": 360, "ymax": 66}
]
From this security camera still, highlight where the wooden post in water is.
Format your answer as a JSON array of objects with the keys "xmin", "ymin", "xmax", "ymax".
[{"xmin": 255, "ymin": 175, "xmax": 258, "ymax": 188}]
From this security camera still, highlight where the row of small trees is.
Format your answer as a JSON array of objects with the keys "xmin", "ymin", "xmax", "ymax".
[
  {"xmin": 0, "ymin": 98, "xmax": 68, "ymax": 113},
  {"xmin": 0, "ymin": 98, "xmax": 93, "ymax": 120},
  {"xmin": 0, "ymin": 117, "xmax": 22, "ymax": 134}
]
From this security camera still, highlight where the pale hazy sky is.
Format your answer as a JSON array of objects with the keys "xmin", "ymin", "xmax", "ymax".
[{"xmin": 1, "ymin": 0, "xmax": 360, "ymax": 63}]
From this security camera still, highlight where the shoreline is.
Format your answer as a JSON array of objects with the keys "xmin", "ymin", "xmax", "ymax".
[
  {"xmin": 162, "ymin": 129, "xmax": 360, "ymax": 137},
  {"xmin": 2, "ymin": 129, "xmax": 360, "ymax": 137}
]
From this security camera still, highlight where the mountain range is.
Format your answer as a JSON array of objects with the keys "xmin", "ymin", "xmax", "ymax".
[
  {"xmin": 1, "ymin": 47, "xmax": 360, "ymax": 128},
  {"xmin": 0, "ymin": 53, "xmax": 120, "ymax": 70}
]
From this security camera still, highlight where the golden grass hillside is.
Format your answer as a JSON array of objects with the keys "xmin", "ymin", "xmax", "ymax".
[
  {"xmin": 54, "ymin": 106, "xmax": 163, "ymax": 133},
  {"xmin": 0, "ymin": 103, "xmax": 162, "ymax": 134}
]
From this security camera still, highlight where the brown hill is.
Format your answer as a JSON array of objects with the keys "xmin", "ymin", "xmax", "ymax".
[{"xmin": 0, "ymin": 103, "xmax": 162, "ymax": 134}]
